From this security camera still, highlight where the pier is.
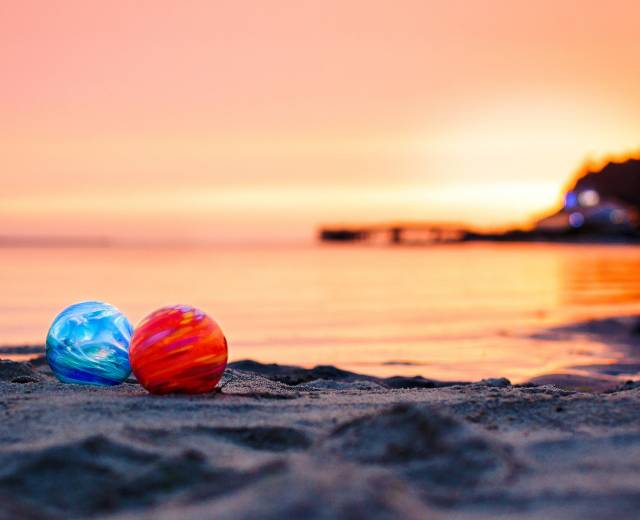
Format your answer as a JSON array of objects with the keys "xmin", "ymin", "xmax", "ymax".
[{"xmin": 318, "ymin": 222, "xmax": 469, "ymax": 245}]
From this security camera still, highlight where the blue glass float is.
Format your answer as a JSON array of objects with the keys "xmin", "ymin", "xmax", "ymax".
[{"xmin": 46, "ymin": 301, "xmax": 133, "ymax": 386}]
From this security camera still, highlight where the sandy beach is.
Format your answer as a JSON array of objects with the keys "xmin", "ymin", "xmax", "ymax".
[{"xmin": 2, "ymin": 318, "xmax": 640, "ymax": 520}]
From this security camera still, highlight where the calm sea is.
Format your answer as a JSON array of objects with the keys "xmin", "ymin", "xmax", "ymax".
[{"xmin": 2, "ymin": 242, "xmax": 640, "ymax": 382}]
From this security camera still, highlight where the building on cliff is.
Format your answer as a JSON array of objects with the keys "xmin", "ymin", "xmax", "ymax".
[{"xmin": 535, "ymin": 158, "xmax": 640, "ymax": 234}]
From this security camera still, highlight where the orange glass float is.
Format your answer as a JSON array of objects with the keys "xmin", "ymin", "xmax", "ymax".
[{"xmin": 129, "ymin": 305, "xmax": 228, "ymax": 395}]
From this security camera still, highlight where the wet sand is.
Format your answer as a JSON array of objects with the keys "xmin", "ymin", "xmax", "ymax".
[{"xmin": 1, "ymin": 339, "xmax": 640, "ymax": 520}]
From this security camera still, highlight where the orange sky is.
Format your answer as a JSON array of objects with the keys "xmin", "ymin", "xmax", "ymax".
[{"xmin": 2, "ymin": 1, "xmax": 640, "ymax": 243}]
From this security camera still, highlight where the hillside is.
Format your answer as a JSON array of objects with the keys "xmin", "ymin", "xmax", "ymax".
[{"xmin": 570, "ymin": 158, "xmax": 640, "ymax": 209}]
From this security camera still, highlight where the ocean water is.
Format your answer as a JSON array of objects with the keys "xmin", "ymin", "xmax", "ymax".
[{"xmin": 2, "ymin": 242, "xmax": 640, "ymax": 382}]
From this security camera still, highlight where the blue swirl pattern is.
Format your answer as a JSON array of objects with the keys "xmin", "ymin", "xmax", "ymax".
[{"xmin": 46, "ymin": 301, "xmax": 133, "ymax": 386}]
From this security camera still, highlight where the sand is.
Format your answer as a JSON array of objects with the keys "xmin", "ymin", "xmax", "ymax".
[{"xmin": 2, "ymin": 317, "xmax": 640, "ymax": 519}]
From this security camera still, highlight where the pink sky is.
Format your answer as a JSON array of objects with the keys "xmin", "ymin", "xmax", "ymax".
[{"xmin": 2, "ymin": 1, "xmax": 640, "ymax": 243}]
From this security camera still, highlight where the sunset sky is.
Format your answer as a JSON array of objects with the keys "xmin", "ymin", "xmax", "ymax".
[{"xmin": 2, "ymin": 0, "xmax": 640, "ymax": 243}]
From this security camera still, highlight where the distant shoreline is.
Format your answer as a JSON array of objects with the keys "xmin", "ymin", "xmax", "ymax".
[
  {"xmin": 0, "ymin": 236, "xmax": 112, "ymax": 248},
  {"xmin": 318, "ymin": 225, "xmax": 640, "ymax": 246},
  {"xmin": 464, "ymin": 230, "xmax": 640, "ymax": 245}
]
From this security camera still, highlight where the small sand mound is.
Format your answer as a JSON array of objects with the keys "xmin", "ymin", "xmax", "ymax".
[
  {"xmin": 124, "ymin": 424, "xmax": 311, "ymax": 452},
  {"xmin": 0, "ymin": 360, "xmax": 41, "ymax": 383},
  {"xmin": 0, "ymin": 435, "xmax": 154, "ymax": 516},
  {"xmin": 220, "ymin": 369, "xmax": 300, "ymax": 399},
  {"xmin": 204, "ymin": 425, "xmax": 311, "ymax": 451},
  {"xmin": 228, "ymin": 360, "xmax": 465, "ymax": 389},
  {"xmin": 152, "ymin": 456, "xmax": 439, "ymax": 520},
  {"xmin": 322, "ymin": 404, "xmax": 518, "ymax": 489},
  {"xmin": 0, "ymin": 435, "xmax": 247, "ymax": 517}
]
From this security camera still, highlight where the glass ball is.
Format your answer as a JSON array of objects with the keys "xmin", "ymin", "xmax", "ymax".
[
  {"xmin": 46, "ymin": 301, "xmax": 133, "ymax": 386},
  {"xmin": 129, "ymin": 305, "xmax": 228, "ymax": 395}
]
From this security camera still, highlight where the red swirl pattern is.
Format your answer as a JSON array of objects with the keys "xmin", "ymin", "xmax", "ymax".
[{"xmin": 129, "ymin": 305, "xmax": 228, "ymax": 395}]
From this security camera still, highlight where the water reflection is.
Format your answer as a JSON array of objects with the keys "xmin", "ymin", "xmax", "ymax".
[
  {"xmin": 560, "ymin": 247, "xmax": 640, "ymax": 306},
  {"xmin": 0, "ymin": 243, "xmax": 639, "ymax": 383}
]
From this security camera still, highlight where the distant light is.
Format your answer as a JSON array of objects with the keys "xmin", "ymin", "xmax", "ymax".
[
  {"xmin": 578, "ymin": 189, "xmax": 600, "ymax": 207},
  {"xmin": 569, "ymin": 212, "xmax": 585, "ymax": 228},
  {"xmin": 610, "ymin": 209, "xmax": 626, "ymax": 225},
  {"xmin": 564, "ymin": 192, "xmax": 578, "ymax": 209}
]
